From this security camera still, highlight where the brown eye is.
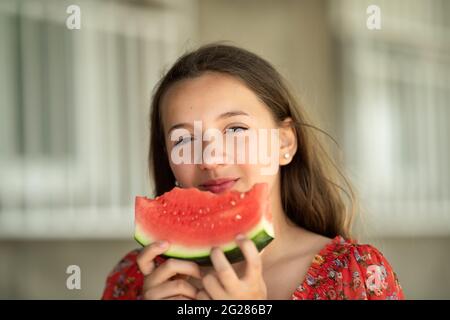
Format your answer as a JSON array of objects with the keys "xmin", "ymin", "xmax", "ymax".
[
  {"xmin": 174, "ymin": 135, "xmax": 194, "ymax": 146},
  {"xmin": 225, "ymin": 126, "xmax": 248, "ymax": 134}
]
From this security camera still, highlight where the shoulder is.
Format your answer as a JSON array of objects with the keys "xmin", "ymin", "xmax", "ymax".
[
  {"xmin": 101, "ymin": 248, "xmax": 145, "ymax": 300},
  {"xmin": 293, "ymin": 236, "xmax": 405, "ymax": 300}
]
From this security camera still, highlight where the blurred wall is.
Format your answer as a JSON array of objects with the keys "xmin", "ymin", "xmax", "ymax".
[
  {"xmin": 0, "ymin": 240, "xmax": 136, "ymax": 299},
  {"xmin": 1, "ymin": 237, "xmax": 449, "ymax": 299},
  {"xmin": 197, "ymin": 0, "xmax": 339, "ymax": 137}
]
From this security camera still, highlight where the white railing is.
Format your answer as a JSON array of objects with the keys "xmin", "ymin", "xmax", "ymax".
[{"xmin": 328, "ymin": 0, "xmax": 450, "ymax": 236}]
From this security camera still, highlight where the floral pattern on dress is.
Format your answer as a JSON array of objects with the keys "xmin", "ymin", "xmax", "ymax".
[
  {"xmin": 101, "ymin": 235, "xmax": 405, "ymax": 300},
  {"xmin": 291, "ymin": 236, "xmax": 404, "ymax": 300}
]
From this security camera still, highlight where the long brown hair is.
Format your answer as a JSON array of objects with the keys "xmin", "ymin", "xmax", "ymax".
[{"xmin": 149, "ymin": 42, "xmax": 358, "ymax": 239}]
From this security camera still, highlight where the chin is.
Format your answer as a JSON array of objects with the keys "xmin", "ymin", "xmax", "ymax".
[{"xmin": 233, "ymin": 181, "xmax": 252, "ymax": 193}]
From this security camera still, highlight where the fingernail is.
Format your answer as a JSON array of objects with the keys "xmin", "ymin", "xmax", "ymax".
[
  {"xmin": 211, "ymin": 246, "xmax": 219, "ymax": 254},
  {"xmin": 235, "ymin": 234, "xmax": 246, "ymax": 241},
  {"xmin": 157, "ymin": 240, "xmax": 168, "ymax": 248}
]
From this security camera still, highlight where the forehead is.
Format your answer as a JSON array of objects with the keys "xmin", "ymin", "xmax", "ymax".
[{"xmin": 160, "ymin": 72, "xmax": 273, "ymax": 128}]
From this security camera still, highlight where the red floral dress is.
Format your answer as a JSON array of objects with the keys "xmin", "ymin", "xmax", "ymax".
[{"xmin": 101, "ymin": 235, "xmax": 405, "ymax": 300}]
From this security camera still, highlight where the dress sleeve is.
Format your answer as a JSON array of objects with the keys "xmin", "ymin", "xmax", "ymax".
[
  {"xmin": 101, "ymin": 249, "xmax": 145, "ymax": 300},
  {"xmin": 344, "ymin": 244, "xmax": 405, "ymax": 300}
]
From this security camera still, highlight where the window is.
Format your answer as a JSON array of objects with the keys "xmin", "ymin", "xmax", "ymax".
[
  {"xmin": 329, "ymin": 0, "xmax": 450, "ymax": 235},
  {"xmin": 0, "ymin": 0, "xmax": 196, "ymax": 238}
]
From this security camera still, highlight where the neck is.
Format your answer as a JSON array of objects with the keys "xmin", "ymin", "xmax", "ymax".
[
  {"xmin": 260, "ymin": 178, "xmax": 310, "ymax": 260},
  {"xmin": 262, "ymin": 216, "xmax": 309, "ymax": 258}
]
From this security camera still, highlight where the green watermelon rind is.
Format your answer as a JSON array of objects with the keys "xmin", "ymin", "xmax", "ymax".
[{"xmin": 134, "ymin": 216, "xmax": 274, "ymax": 266}]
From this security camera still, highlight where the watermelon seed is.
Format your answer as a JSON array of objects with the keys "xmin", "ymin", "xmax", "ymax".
[
  {"xmin": 206, "ymin": 207, "xmax": 210, "ymax": 212},
  {"xmin": 163, "ymin": 210, "xmax": 166, "ymax": 214},
  {"xmin": 210, "ymin": 223, "xmax": 215, "ymax": 229},
  {"xmin": 240, "ymin": 193, "xmax": 245, "ymax": 199},
  {"xmin": 235, "ymin": 214, "xmax": 242, "ymax": 221},
  {"xmin": 230, "ymin": 200, "xmax": 236, "ymax": 206},
  {"xmin": 198, "ymin": 209, "xmax": 203, "ymax": 214}
]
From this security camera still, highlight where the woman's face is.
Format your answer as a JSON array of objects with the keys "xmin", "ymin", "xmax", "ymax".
[{"xmin": 160, "ymin": 72, "xmax": 292, "ymax": 196}]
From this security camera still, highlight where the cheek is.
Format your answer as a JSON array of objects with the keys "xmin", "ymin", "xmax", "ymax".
[
  {"xmin": 232, "ymin": 132, "xmax": 280, "ymax": 176},
  {"xmin": 230, "ymin": 130, "xmax": 279, "ymax": 163},
  {"xmin": 237, "ymin": 163, "xmax": 277, "ymax": 190},
  {"xmin": 169, "ymin": 163, "xmax": 197, "ymax": 186}
]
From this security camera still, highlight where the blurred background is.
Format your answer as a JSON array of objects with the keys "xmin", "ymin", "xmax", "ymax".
[{"xmin": 0, "ymin": 0, "xmax": 449, "ymax": 299}]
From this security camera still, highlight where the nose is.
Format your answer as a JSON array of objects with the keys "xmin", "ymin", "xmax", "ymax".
[
  {"xmin": 198, "ymin": 151, "xmax": 225, "ymax": 171},
  {"xmin": 198, "ymin": 139, "xmax": 226, "ymax": 171},
  {"xmin": 198, "ymin": 161, "xmax": 220, "ymax": 171}
]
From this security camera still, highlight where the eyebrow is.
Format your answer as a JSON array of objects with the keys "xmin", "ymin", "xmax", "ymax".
[{"xmin": 167, "ymin": 110, "xmax": 250, "ymax": 135}]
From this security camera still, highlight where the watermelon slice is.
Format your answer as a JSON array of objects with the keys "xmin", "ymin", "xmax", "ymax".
[{"xmin": 134, "ymin": 183, "xmax": 274, "ymax": 266}]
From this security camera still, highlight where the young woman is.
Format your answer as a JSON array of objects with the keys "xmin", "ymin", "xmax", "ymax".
[{"xmin": 102, "ymin": 43, "xmax": 404, "ymax": 300}]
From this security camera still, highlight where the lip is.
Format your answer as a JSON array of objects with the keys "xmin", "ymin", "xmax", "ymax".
[{"xmin": 200, "ymin": 178, "xmax": 239, "ymax": 193}]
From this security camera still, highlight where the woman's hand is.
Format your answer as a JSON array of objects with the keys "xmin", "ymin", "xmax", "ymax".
[
  {"xmin": 199, "ymin": 234, "xmax": 267, "ymax": 300},
  {"xmin": 136, "ymin": 241, "xmax": 203, "ymax": 300}
]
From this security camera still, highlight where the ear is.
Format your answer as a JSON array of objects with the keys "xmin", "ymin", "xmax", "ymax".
[{"xmin": 279, "ymin": 118, "xmax": 297, "ymax": 166}]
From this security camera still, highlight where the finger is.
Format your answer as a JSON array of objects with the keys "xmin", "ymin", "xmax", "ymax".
[
  {"xmin": 236, "ymin": 235, "xmax": 262, "ymax": 280},
  {"xmin": 145, "ymin": 258, "xmax": 202, "ymax": 288},
  {"xmin": 136, "ymin": 240, "xmax": 170, "ymax": 276},
  {"xmin": 171, "ymin": 274, "xmax": 191, "ymax": 281},
  {"xmin": 210, "ymin": 247, "xmax": 240, "ymax": 292},
  {"xmin": 144, "ymin": 279, "xmax": 198, "ymax": 300},
  {"xmin": 202, "ymin": 273, "xmax": 228, "ymax": 300},
  {"xmin": 196, "ymin": 290, "xmax": 212, "ymax": 300},
  {"xmin": 167, "ymin": 295, "xmax": 193, "ymax": 300}
]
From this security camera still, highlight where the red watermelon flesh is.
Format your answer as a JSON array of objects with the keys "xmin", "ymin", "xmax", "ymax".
[{"xmin": 134, "ymin": 183, "xmax": 274, "ymax": 266}]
